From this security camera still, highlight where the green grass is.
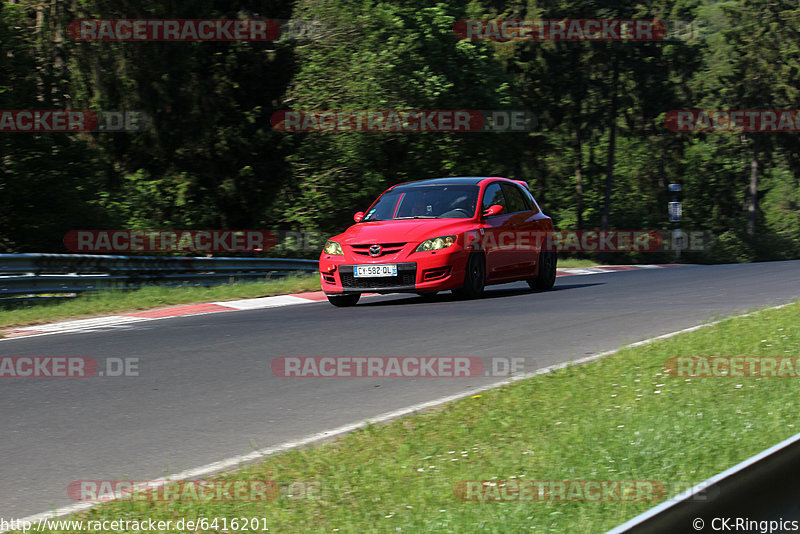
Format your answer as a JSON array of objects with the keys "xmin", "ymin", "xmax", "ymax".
[
  {"xmin": 0, "ymin": 276, "xmax": 321, "ymax": 329},
  {"xmin": 30, "ymin": 301, "xmax": 799, "ymax": 533},
  {"xmin": 556, "ymin": 258, "xmax": 602, "ymax": 268}
]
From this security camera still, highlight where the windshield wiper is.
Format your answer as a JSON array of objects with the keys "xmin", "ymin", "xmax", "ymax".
[{"xmin": 393, "ymin": 216, "xmax": 437, "ymax": 219}]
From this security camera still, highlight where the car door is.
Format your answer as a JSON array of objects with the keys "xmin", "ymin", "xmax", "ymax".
[
  {"xmin": 479, "ymin": 182, "xmax": 518, "ymax": 281},
  {"xmin": 500, "ymin": 182, "xmax": 538, "ymax": 275}
]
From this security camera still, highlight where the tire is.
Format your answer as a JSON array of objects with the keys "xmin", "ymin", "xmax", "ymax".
[
  {"xmin": 453, "ymin": 253, "xmax": 485, "ymax": 299},
  {"xmin": 327, "ymin": 293, "xmax": 361, "ymax": 307},
  {"xmin": 527, "ymin": 250, "xmax": 557, "ymax": 291}
]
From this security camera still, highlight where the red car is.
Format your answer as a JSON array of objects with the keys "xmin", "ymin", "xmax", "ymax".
[{"xmin": 319, "ymin": 177, "xmax": 557, "ymax": 306}]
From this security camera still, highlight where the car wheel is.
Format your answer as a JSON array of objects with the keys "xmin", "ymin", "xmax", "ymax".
[
  {"xmin": 453, "ymin": 253, "xmax": 485, "ymax": 299},
  {"xmin": 327, "ymin": 293, "xmax": 361, "ymax": 307},
  {"xmin": 527, "ymin": 250, "xmax": 557, "ymax": 291}
]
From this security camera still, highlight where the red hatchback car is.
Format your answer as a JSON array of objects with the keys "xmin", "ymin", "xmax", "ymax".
[{"xmin": 319, "ymin": 177, "xmax": 557, "ymax": 306}]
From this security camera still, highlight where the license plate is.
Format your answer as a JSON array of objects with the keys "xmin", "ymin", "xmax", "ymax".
[{"xmin": 354, "ymin": 264, "xmax": 397, "ymax": 277}]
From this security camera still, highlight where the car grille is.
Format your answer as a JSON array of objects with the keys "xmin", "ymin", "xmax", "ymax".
[
  {"xmin": 339, "ymin": 263, "xmax": 416, "ymax": 290},
  {"xmin": 350, "ymin": 243, "xmax": 406, "ymax": 257}
]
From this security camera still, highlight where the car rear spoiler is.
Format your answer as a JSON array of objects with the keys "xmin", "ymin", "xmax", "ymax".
[{"xmin": 513, "ymin": 179, "xmax": 530, "ymax": 190}]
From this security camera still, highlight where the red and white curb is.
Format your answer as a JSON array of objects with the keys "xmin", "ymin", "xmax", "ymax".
[{"xmin": 1, "ymin": 264, "xmax": 685, "ymax": 340}]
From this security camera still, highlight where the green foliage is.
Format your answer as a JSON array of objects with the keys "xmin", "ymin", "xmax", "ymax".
[
  {"xmin": 2, "ymin": 0, "xmax": 800, "ymax": 262},
  {"xmin": 0, "ymin": 1, "xmax": 111, "ymax": 251},
  {"xmin": 275, "ymin": 0, "xmax": 522, "ymax": 231}
]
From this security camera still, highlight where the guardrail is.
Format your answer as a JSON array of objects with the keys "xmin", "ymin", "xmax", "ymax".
[
  {"xmin": 0, "ymin": 254, "xmax": 319, "ymax": 297},
  {"xmin": 606, "ymin": 431, "xmax": 800, "ymax": 533}
]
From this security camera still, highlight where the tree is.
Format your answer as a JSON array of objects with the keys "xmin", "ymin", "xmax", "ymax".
[{"xmin": 277, "ymin": 0, "xmax": 521, "ymax": 232}]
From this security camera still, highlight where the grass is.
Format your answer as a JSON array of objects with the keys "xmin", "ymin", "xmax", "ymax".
[
  {"xmin": 27, "ymin": 301, "xmax": 800, "ymax": 533},
  {"xmin": 556, "ymin": 258, "xmax": 602, "ymax": 268},
  {"xmin": 0, "ymin": 259, "xmax": 602, "ymax": 330},
  {"xmin": 0, "ymin": 276, "xmax": 321, "ymax": 330}
]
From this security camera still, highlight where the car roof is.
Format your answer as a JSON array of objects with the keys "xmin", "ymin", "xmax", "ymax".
[{"xmin": 394, "ymin": 176, "xmax": 516, "ymax": 187}]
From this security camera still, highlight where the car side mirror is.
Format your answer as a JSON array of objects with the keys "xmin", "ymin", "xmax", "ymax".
[
  {"xmin": 354, "ymin": 211, "xmax": 365, "ymax": 222},
  {"xmin": 482, "ymin": 204, "xmax": 504, "ymax": 217}
]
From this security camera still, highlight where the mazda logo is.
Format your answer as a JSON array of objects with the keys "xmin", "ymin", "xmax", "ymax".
[{"xmin": 369, "ymin": 245, "xmax": 382, "ymax": 257}]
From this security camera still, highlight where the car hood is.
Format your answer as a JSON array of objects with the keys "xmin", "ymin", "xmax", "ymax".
[{"xmin": 333, "ymin": 219, "xmax": 473, "ymax": 244}]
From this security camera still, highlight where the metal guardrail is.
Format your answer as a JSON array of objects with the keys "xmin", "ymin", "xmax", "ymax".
[
  {"xmin": 0, "ymin": 254, "xmax": 319, "ymax": 296},
  {"xmin": 607, "ymin": 431, "xmax": 800, "ymax": 533}
]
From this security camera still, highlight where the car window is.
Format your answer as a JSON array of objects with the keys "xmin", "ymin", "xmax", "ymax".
[
  {"xmin": 516, "ymin": 186, "xmax": 534, "ymax": 211},
  {"xmin": 366, "ymin": 191, "xmax": 401, "ymax": 221},
  {"xmin": 363, "ymin": 185, "xmax": 479, "ymax": 220},
  {"xmin": 500, "ymin": 183, "xmax": 528, "ymax": 214},
  {"xmin": 520, "ymin": 187, "xmax": 540, "ymax": 214},
  {"xmin": 481, "ymin": 183, "xmax": 506, "ymax": 214}
]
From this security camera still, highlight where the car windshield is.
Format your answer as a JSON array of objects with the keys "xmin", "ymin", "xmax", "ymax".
[{"xmin": 362, "ymin": 184, "xmax": 479, "ymax": 221}]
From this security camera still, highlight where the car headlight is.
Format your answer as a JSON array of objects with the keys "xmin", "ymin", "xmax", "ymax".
[
  {"xmin": 415, "ymin": 235, "xmax": 456, "ymax": 252},
  {"xmin": 323, "ymin": 240, "xmax": 344, "ymax": 255}
]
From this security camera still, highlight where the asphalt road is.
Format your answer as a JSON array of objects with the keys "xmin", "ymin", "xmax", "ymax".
[{"xmin": 2, "ymin": 261, "xmax": 799, "ymax": 518}]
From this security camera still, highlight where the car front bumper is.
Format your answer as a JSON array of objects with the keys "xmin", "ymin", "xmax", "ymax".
[{"xmin": 319, "ymin": 249, "xmax": 469, "ymax": 294}]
